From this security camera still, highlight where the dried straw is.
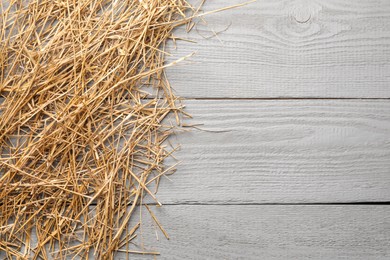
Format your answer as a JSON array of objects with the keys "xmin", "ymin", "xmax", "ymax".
[{"xmin": 0, "ymin": 0, "xmax": 200, "ymax": 258}]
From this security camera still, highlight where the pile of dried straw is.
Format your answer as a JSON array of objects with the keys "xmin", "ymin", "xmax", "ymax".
[{"xmin": 0, "ymin": 0, "xmax": 204, "ymax": 258}]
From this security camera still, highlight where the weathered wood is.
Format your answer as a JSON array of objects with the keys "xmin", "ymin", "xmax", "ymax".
[
  {"xmin": 13, "ymin": 205, "xmax": 390, "ymax": 259},
  {"xmin": 154, "ymin": 99, "xmax": 390, "ymax": 204},
  {"xmin": 5, "ymin": 99, "xmax": 389, "ymax": 204},
  {"xmin": 7, "ymin": 205, "xmax": 390, "ymax": 259},
  {"xmin": 115, "ymin": 205, "xmax": 390, "ymax": 260},
  {"xmin": 167, "ymin": 0, "xmax": 390, "ymax": 98}
]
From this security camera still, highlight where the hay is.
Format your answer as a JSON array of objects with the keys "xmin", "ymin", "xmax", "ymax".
[
  {"xmin": 0, "ymin": 0, "xmax": 253, "ymax": 257},
  {"xmin": 0, "ymin": 0, "xmax": 197, "ymax": 258}
]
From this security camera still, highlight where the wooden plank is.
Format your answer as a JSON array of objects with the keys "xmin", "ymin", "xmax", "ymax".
[
  {"xmin": 154, "ymin": 99, "xmax": 390, "ymax": 204},
  {"xmin": 167, "ymin": 0, "xmax": 390, "ymax": 98},
  {"xmin": 114, "ymin": 205, "xmax": 390, "ymax": 260},
  {"xmin": 2, "ymin": 99, "xmax": 389, "ymax": 203},
  {"xmin": 12, "ymin": 205, "xmax": 390, "ymax": 259}
]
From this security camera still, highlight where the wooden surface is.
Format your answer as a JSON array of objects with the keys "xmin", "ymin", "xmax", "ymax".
[
  {"xmin": 119, "ymin": 205, "xmax": 390, "ymax": 260},
  {"xmin": 167, "ymin": 0, "xmax": 390, "ymax": 98},
  {"xmin": 155, "ymin": 100, "xmax": 390, "ymax": 204},
  {"xmin": 153, "ymin": 0, "xmax": 390, "ymax": 258},
  {"xmin": 3, "ymin": 0, "xmax": 390, "ymax": 259}
]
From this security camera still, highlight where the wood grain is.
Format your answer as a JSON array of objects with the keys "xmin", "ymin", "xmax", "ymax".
[
  {"xmin": 9, "ymin": 205, "xmax": 390, "ymax": 259},
  {"xmin": 166, "ymin": 0, "xmax": 390, "ymax": 98},
  {"xmin": 153, "ymin": 99, "xmax": 390, "ymax": 204},
  {"xmin": 114, "ymin": 205, "xmax": 390, "ymax": 260},
  {"xmin": 2, "ymin": 1, "xmax": 390, "ymax": 258}
]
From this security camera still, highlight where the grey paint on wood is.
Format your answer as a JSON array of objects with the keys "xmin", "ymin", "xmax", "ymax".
[
  {"xmin": 167, "ymin": 0, "xmax": 390, "ymax": 98},
  {"xmin": 117, "ymin": 205, "xmax": 390, "ymax": 260},
  {"xmin": 8, "ymin": 205, "xmax": 390, "ymax": 259},
  {"xmin": 2, "ymin": 0, "xmax": 390, "ymax": 258},
  {"xmin": 5, "ymin": 99, "xmax": 389, "ymax": 205},
  {"xmin": 154, "ymin": 99, "xmax": 390, "ymax": 204}
]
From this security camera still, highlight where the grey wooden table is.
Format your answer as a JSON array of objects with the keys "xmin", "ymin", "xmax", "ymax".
[
  {"xmin": 123, "ymin": 0, "xmax": 390, "ymax": 259},
  {"xmin": 2, "ymin": 0, "xmax": 390, "ymax": 259}
]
